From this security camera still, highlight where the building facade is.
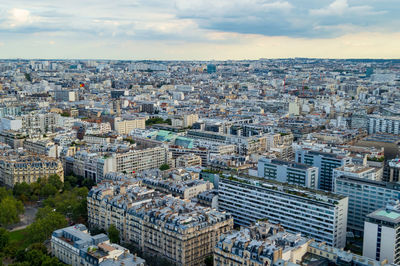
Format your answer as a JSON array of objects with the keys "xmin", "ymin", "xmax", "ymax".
[
  {"xmin": 296, "ymin": 149, "xmax": 352, "ymax": 191},
  {"xmin": 258, "ymin": 157, "xmax": 319, "ymax": 188},
  {"xmin": 114, "ymin": 117, "xmax": 146, "ymax": 134},
  {"xmin": 218, "ymin": 175, "xmax": 348, "ymax": 248},
  {"xmin": 368, "ymin": 115, "xmax": 400, "ymax": 135},
  {"xmin": 214, "ymin": 221, "xmax": 311, "ymax": 266},
  {"xmin": 176, "ymin": 153, "xmax": 202, "ymax": 168},
  {"xmin": 87, "ymin": 180, "xmax": 233, "ymax": 266},
  {"xmin": 363, "ymin": 200, "xmax": 400, "ymax": 264},
  {"xmin": 51, "ymin": 224, "xmax": 145, "ymax": 266},
  {"xmin": 0, "ymin": 154, "xmax": 64, "ymax": 187},
  {"xmin": 334, "ymin": 175, "xmax": 400, "ymax": 234}
]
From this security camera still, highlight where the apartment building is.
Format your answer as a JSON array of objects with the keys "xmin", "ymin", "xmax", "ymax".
[
  {"xmin": 363, "ymin": 200, "xmax": 400, "ymax": 264},
  {"xmin": 334, "ymin": 175, "xmax": 400, "ymax": 234},
  {"xmin": 54, "ymin": 90, "xmax": 78, "ymax": 102},
  {"xmin": 83, "ymin": 135, "xmax": 111, "ymax": 145},
  {"xmin": 0, "ymin": 154, "xmax": 64, "ymax": 187},
  {"xmin": 169, "ymin": 146, "xmax": 209, "ymax": 167},
  {"xmin": 333, "ymin": 164, "xmax": 382, "ymax": 182},
  {"xmin": 114, "ymin": 145, "xmax": 171, "ymax": 174},
  {"xmin": 69, "ymin": 151, "xmax": 116, "ymax": 182},
  {"xmin": 214, "ymin": 221, "xmax": 389, "ymax": 266},
  {"xmin": 257, "ymin": 157, "xmax": 319, "ymax": 188},
  {"xmin": 87, "ymin": 180, "xmax": 233, "ymax": 265},
  {"xmin": 175, "ymin": 153, "xmax": 202, "ymax": 168},
  {"xmin": 51, "ymin": 224, "xmax": 145, "ymax": 266},
  {"xmin": 114, "ymin": 117, "xmax": 146, "ymax": 134},
  {"xmin": 184, "ymin": 114, "xmax": 199, "ymax": 127},
  {"xmin": 21, "ymin": 112, "xmax": 59, "ymax": 133},
  {"xmin": 384, "ymin": 159, "xmax": 400, "ymax": 182},
  {"xmin": 0, "ymin": 130, "xmax": 25, "ymax": 148},
  {"xmin": 218, "ymin": 175, "xmax": 348, "ymax": 248},
  {"xmin": 296, "ymin": 149, "xmax": 352, "ymax": 191},
  {"xmin": 368, "ymin": 115, "xmax": 400, "ymax": 135},
  {"xmin": 186, "ymin": 130, "xmax": 267, "ymax": 155},
  {"xmin": 172, "ymin": 114, "xmax": 199, "ymax": 128},
  {"xmin": 141, "ymin": 178, "xmax": 213, "ymax": 199},
  {"xmin": 306, "ymin": 241, "xmax": 393, "ymax": 266},
  {"xmin": 214, "ymin": 221, "xmax": 311, "ymax": 266},
  {"xmin": 23, "ymin": 139, "xmax": 58, "ymax": 158}
]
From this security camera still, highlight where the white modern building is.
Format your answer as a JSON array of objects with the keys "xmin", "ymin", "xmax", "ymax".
[
  {"xmin": 0, "ymin": 117, "xmax": 22, "ymax": 131},
  {"xmin": 218, "ymin": 175, "xmax": 348, "ymax": 248},
  {"xmin": 258, "ymin": 157, "xmax": 319, "ymax": 188},
  {"xmin": 363, "ymin": 200, "xmax": 400, "ymax": 264},
  {"xmin": 368, "ymin": 115, "xmax": 400, "ymax": 135},
  {"xmin": 335, "ymin": 176, "xmax": 400, "ymax": 235},
  {"xmin": 333, "ymin": 164, "xmax": 382, "ymax": 182},
  {"xmin": 296, "ymin": 149, "xmax": 352, "ymax": 191}
]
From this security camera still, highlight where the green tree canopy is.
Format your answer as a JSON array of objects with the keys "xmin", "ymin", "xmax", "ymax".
[
  {"xmin": 107, "ymin": 224, "xmax": 120, "ymax": 244},
  {"xmin": 63, "ymin": 175, "xmax": 78, "ymax": 191},
  {"xmin": 0, "ymin": 228, "xmax": 9, "ymax": 251},
  {"xmin": 43, "ymin": 187, "xmax": 88, "ymax": 224},
  {"xmin": 0, "ymin": 190, "xmax": 24, "ymax": 227},
  {"xmin": 26, "ymin": 211, "xmax": 67, "ymax": 244},
  {"xmin": 47, "ymin": 175, "xmax": 63, "ymax": 190},
  {"xmin": 13, "ymin": 183, "xmax": 31, "ymax": 203},
  {"xmin": 159, "ymin": 164, "xmax": 170, "ymax": 171}
]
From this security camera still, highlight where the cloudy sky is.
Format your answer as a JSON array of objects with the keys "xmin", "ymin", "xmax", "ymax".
[{"xmin": 0, "ymin": 0, "xmax": 399, "ymax": 59}]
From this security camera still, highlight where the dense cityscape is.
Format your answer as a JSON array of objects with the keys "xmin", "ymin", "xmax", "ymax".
[{"xmin": 0, "ymin": 58, "xmax": 398, "ymax": 265}]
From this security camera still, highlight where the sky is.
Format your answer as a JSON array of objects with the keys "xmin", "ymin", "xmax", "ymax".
[{"xmin": 0, "ymin": 0, "xmax": 399, "ymax": 60}]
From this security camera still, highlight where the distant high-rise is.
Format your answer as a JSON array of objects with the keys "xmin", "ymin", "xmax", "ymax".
[{"xmin": 207, "ymin": 64, "xmax": 216, "ymax": 74}]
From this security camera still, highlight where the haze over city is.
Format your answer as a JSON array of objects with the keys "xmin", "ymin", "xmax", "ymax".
[{"xmin": 1, "ymin": 0, "xmax": 400, "ymax": 59}]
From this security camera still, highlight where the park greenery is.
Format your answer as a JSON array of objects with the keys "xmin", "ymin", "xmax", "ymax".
[
  {"xmin": 0, "ymin": 188, "xmax": 24, "ymax": 227},
  {"xmin": 0, "ymin": 174, "xmax": 91, "ymax": 265},
  {"xmin": 145, "ymin": 117, "xmax": 172, "ymax": 126}
]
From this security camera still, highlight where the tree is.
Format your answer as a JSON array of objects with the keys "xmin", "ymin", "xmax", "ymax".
[
  {"xmin": 43, "ymin": 187, "xmax": 88, "ymax": 224},
  {"xmin": 90, "ymin": 226, "xmax": 106, "ymax": 236},
  {"xmin": 0, "ymin": 195, "xmax": 24, "ymax": 227},
  {"xmin": 81, "ymin": 178, "xmax": 95, "ymax": 190},
  {"xmin": 0, "ymin": 228, "xmax": 9, "ymax": 251},
  {"xmin": 13, "ymin": 182, "xmax": 31, "ymax": 203},
  {"xmin": 26, "ymin": 211, "xmax": 67, "ymax": 244},
  {"xmin": 24, "ymin": 73, "xmax": 32, "ymax": 82},
  {"xmin": 0, "ymin": 187, "xmax": 11, "ymax": 201},
  {"xmin": 159, "ymin": 164, "xmax": 170, "ymax": 171},
  {"xmin": 47, "ymin": 175, "xmax": 63, "ymax": 190},
  {"xmin": 204, "ymin": 255, "xmax": 213, "ymax": 266},
  {"xmin": 107, "ymin": 224, "xmax": 120, "ymax": 244},
  {"xmin": 14, "ymin": 247, "xmax": 64, "ymax": 266},
  {"xmin": 63, "ymin": 175, "xmax": 78, "ymax": 190},
  {"xmin": 39, "ymin": 184, "xmax": 57, "ymax": 198}
]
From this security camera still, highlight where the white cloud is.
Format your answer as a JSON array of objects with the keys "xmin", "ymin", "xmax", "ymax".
[
  {"xmin": 7, "ymin": 8, "xmax": 41, "ymax": 27},
  {"xmin": 310, "ymin": 0, "xmax": 383, "ymax": 16}
]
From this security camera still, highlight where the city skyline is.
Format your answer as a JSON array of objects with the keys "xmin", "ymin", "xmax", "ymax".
[{"xmin": 1, "ymin": 0, "xmax": 400, "ymax": 59}]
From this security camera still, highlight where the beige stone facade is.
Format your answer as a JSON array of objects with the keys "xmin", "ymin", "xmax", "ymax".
[
  {"xmin": 87, "ymin": 180, "xmax": 233, "ymax": 266},
  {"xmin": 0, "ymin": 154, "xmax": 64, "ymax": 187}
]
